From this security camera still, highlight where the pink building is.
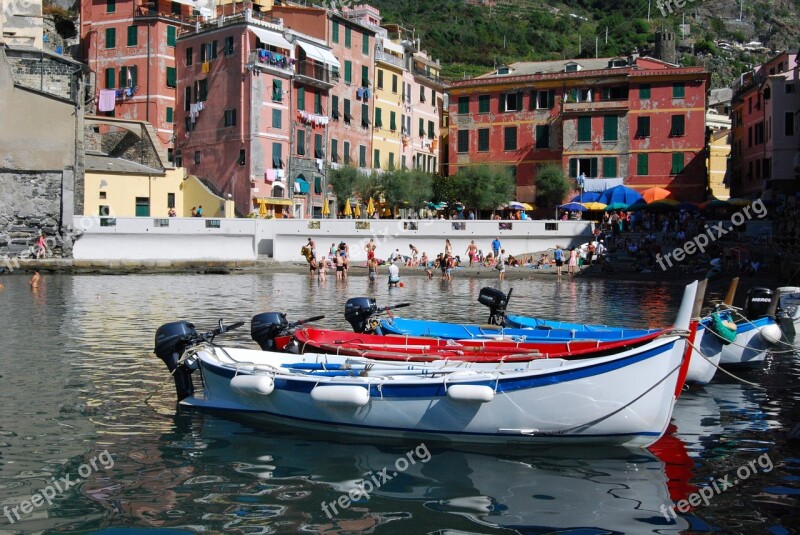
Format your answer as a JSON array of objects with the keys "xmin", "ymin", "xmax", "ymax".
[
  {"xmin": 80, "ymin": 0, "xmax": 204, "ymax": 155},
  {"xmin": 175, "ymin": 8, "xmax": 339, "ymax": 217}
]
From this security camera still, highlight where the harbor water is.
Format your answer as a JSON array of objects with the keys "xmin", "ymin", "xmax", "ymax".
[{"xmin": 0, "ymin": 271, "xmax": 798, "ymax": 534}]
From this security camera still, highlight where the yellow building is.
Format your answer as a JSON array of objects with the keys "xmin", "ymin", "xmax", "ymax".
[
  {"xmin": 708, "ymin": 129, "xmax": 731, "ymax": 200},
  {"xmin": 373, "ymin": 37, "xmax": 404, "ymax": 172},
  {"xmin": 83, "ymin": 116, "xmax": 234, "ymax": 217}
]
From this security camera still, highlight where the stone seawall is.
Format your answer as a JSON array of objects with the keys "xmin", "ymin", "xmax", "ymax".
[{"xmin": 0, "ymin": 171, "xmax": 66, "ymax": 257}]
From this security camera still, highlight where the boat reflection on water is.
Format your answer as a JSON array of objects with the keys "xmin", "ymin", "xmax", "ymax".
[{"xmin": 77, "ymin": 411, "xmax": 701, "ymax": 533}]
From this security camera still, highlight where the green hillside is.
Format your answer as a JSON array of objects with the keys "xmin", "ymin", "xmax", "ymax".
[{"xmin": 367, "ymin": 0, "xmax": 800, "ymax": 87}]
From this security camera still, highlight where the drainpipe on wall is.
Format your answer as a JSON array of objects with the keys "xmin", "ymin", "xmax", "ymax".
[{"xmin": 146, "ymin": 24, "xmax": 151, "ymax": 122}]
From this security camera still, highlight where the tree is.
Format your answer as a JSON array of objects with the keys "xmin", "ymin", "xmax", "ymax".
[
  {"xmin": 327, "ymin": 165, "xmax": 361, "ymax": 204},
  {"xmin": 535, "ymin": 164, "xmax": 571, "ymax": 206},
  {"xmin": 450, "ymin": 165, "xmax": 515, "ymax": 214},
  {"xmin": 380, "ymin": 169, "xmax": 432, "ymax": 212}
]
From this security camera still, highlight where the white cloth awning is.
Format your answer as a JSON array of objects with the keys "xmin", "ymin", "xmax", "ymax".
[
  {"xmin": 297, "ymin": 41, "xmax": 340, "ymax": 68},
  {"xmin": 250, "ymin": 28, "xmax": 291, "ymax": 51}
]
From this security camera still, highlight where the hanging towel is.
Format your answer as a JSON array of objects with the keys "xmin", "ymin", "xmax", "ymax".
[
  {"xmin": 364, "ymin": 88, "xmax": 370, "ymax": 99},
  {"xmin": 201, "ymin": 62, "xmax": 210, "ymax": 73},
  {"xmin": 266, "ymin": 169, "xmax": 277, "ymax": 182},
  {"xmin": 98, "ymin": 89, "xmax": 116, "ymax": 112},
  {"xmin": 356, "ymin": 87, "xmax": 364, "ymax": 99}
]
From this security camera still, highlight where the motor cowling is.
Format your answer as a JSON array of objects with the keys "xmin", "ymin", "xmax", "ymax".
[
  {"xmin": 154, "ymin": 321, "xmax": 198, "ymax": 401},
  {"xmin": 345, "ymin": 297, "xmax": 377, "ymax": 333},
  {"xmin": 744, "ymin": 287, "xmax": 774, "ymax": 320},
  {"xmin": 478, "ymin": 287, "xmax": 509, "ymax": 325},
  {"xmin": 251, "ymin": 312, "xmax": 289, "ymax": 351}
]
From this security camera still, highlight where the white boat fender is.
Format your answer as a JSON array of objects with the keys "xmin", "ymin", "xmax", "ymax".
[
  {"xmin": 231, "ymin": 374, "xmax": 275, "ymax": 396},
  {"xmin": 311, "ymin": 385, "xmax": 370, "ymax": 407},
  {"xmin": 759, "ymin": 323, "xmax": 782, "ymax": 345},
  {"xmin": 446, "ymin": 384, "xmax": 495, "ymax": 402}
]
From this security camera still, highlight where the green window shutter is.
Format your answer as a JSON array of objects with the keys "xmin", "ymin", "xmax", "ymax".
[
  {"xmin": 390, "ymin": 111, "xmax": 396, "ymax": 131},
  {"xmin": 105, "ymin": 28, "xmax": 116, "ymax": 49},
  {"xmin": 601, "ymin": 87, "xmax": 610, "ymax": 100},
  {"xmin": 119, "ymin": 66, "xmax": 127, "ymax": 88},
  {"xmin": 297, "ymin": 130, "xmax": 305, "ymax": 156},
  {"xmin": 602, "ymin": 157, "xmax": 617, "ymax": 177},
  {"xmin": 166, "ymin": 107, "xmax": 173, "ymax": 123},
  {"xmin": 129, "ymin": 66, "xmax": 137, "ymax": 86},
  {"xmin": 361, "ymin": 65, "xmax": 369, "ymax": 86},
  {"xmin": 389, "ymin": 152, "xmax": 395, "ymax": 170},
  {"xmin": 419, "ymin": 118, "xmax": 425, "ymax": 136},
  {"xmin": 374, "ymin": 149, "xmax": 380, "ymax": 168},
  {"xmin": 640, "ymin": 84, "xmax": 651, "ymax": 99},
  {"xmin": 344, "ymin": 98, "xmax": 351, "ymax": 118},
  {"xmin": 105, "ymin": 67, "xmax": 115, "ymax": 89},
  {"xmin": 457, "ymin": 130, "xmax": 469, "ymax": 152},
  {"xmin": 107, "ymin": 0, "xmax": 115, "ymax": 13},
  {"xmin": 343, "ymin": 141, "xmax": 350, "ymax": 163},
  {"xmin": 673, "ymin": 82, "xmax": 685, "ymax": 98},
  {"xmin": 332, "ymin": 21, "xmax": 339, "ymax": 43},
  {"xmin": 478, "ymin": 128, "xmax": 489, "ymax": 151},
  {"xmin": 167, "ymin": 26, "xmax": 176, "ymax": 47},
  {"xmin": 478, "ymin": 94, "xmax": 490, "ymax": 113},
  {"xmin": 458, "ymin": 96, "xmax": 469, "ymax": 114},
  {"xmin": 331, "ymin": 95, "xmax": 339, "ymax": 118},
  {"xmin": 577, "ymin": 116, "xmax": 591, "ymax": 142},
  {"xmin": 672, "ymin": 152, "xmax": 684, "ymax": 174},
  {"xmin": 589, "ymin": 157, "xmax": 598, "ymax": 178},
  {"xmin": 568, "ymin": 158, "xmax": 577, "ymax": 178},
  {"xmin": 297, "ymin": 86, "xmax": 305, "ymax": 111},
  {"xmin": 504, "ymin": 126, "xmax": 517, "ymax": 151},
  {"xmin": 536, "ymin": 125, "xmax": 549, "ymax": 149},
  {"xmin": 272, "ymin": 143, "xmax": 282, "ymax": 168},
  {"xmin": 272, "ymin": 109, "xmax": 281, "ymax": 128},
  {"xmin": 375, "ymin": 107, "xmax": 382, "ymax": 127},
  {"xmin": 361, "ymin": 103, "xmax": 369, "ymax": 126},
  {"xmin": 362, "ymin": 33, "xmax": 369, "ymax": 55},
  {"xmin": 345, "ymin": 26, "xmax": 351, "ymax": 48},
  {"xmin": 377, "ymin": 69, "xmax": 383, "ymax": 89},
  {"xmin": 314, "ymin": 176, "xmax": 322, "ymax": 194},
  {"xmin": 127, "ymin": 25, "xmax": 138, "ymax": 46},
  {"xmin": 603, "ymin": 115, "xmax": 618, "ymax": 141},
  {"xmin": 273, "ymin": 79, "xmax": 282, "ymax": 101},
  {"xmin": 548, "ymin": 89, "xmax": 555, "ymax": 108},
  {"xmin": 314, "ymin": 92, "xmax": 321, "ymax": 114},
  {"xmin": 315, "ymin": 134, "xmax": 323, "ymax": 158},
  {"xmin": 331, "ymin": 139, "xmax": 338, "ymax": 161},
  {"xmin": 428, "ymin": 120, "xmax": 434, "ymax": 139},
  {"xmin": 166, "ymin": 67, "xmax": 176, "ymax": 88},
  {"xmin": 344, "ymin": 61, "xmax": 352, "ymax": 84},
  {"xmin": 671, "ymin": 115, "xmax": 685, "ymax": 136},
  {"xmin": 637, "ymin": 153, "xmax": 648, "ymax": 175},
  {"xmin": 359, "ymin": 145, "xmax": 366, "ymax": 167}
]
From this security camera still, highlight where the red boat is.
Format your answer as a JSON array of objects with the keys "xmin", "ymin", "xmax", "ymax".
[{"xmin": 284, "ymin": 326, "xmax": 667, "ymax": 362}]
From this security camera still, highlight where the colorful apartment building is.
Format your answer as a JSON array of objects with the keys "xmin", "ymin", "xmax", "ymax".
[
  {"xmin": 730, "ymin": 51, "xmax": 799, "ymax": 198},
  {"xmin": 80, "ymin": 0, "xmax": 212, "ymax": 156},
  {"xmin": 447, "ymin": 56, "xmax": 710, "ymax": 203}
]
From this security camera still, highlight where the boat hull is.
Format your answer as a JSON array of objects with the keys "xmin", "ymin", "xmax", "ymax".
[
  {"xmin": 184, "ymin": 337, "xmax": 685, "ymax": 448},
  {"xmin": 700, "ymin": 316, "xmax": 775, "ymax": 366}
]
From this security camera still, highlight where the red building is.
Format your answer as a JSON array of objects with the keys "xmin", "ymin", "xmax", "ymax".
[
  {"xmin": 447, "ymin": 56, "xmax": 710, "ymax": 203},
  {"xmin": 80, "ymin": 0, "xmax": 206, "ymax": 155}
]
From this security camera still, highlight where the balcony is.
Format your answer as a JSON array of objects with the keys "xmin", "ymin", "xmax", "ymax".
[
  {"xmin": 375, "ymin": 50, "xmax": 403, "ymax": 69},
  {"xmin": 562, "ymin": 99, "xmax": 629, "ymax": 114},
  {"xmin": 134, "ymin": 5, "xmax": 199, "ymax": 27},
  {"xmin": 294, "ymin": 60, "xmax": 337, "ymax": 90},
  {"xmin": 247, "ymin": 50, "xmax": 293, "ymax": 76},
  {"xmin": 412, "ymin": 66, "xmax": 448, "ymax": 90}
]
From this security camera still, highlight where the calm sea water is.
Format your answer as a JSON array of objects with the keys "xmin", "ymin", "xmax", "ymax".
[{"xmin": 0, "ymin": 271, "xmax": 798, "ymax": 534}]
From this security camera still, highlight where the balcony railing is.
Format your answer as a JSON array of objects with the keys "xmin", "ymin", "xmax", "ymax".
[
  {"xmin": 247, "ymin": 51, "xmax": 293, "ymax": 73},
  {"xmin": 295, "ymin": 60, "xmax": 337, "ymax": 86},
  {"xmin": 562, "ymin": 99, "xmax": 629, "ymax": 113},
  {"xmin": 375, "ymin": 50, "xmax": 403, "ymax": 69},
  {"xmin": 134, "ymin": 5, "xmax": 198, "ymax": 26},
  {"xmin": 412, "ymin": 66, "xmax": 447, "ymax": 88}
]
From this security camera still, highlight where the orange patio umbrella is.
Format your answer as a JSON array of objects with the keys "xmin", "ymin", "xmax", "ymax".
[{"xmin": 641, "ymin": 187, "xmax": 673, "ymax": 204}]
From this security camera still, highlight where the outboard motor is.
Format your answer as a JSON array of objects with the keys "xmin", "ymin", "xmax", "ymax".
[
  {"xmin": 154, "ymin": 321, "xmax": 199, "ymax": 401},
  {"xmin": 251, "ymin": 312, "xmax": 289, "ymax": 351},
  {"xmin": 745, "ymin": 287, "xmax": 774, "ymax": 319},
  {"xmin": 478, "ymin": 287, "xmax": 511, "ymax": 325},
  {"xmin": 345, "ymin": 297, "xmax": 378, "ymax": 333}
]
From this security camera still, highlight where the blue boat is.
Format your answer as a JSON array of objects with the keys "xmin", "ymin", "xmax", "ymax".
[{"xmin": 375, "ymin": 317, "xmax": 660, "ymax": 341}]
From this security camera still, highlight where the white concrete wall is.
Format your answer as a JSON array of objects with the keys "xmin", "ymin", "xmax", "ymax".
[{"xmin": 72, "ymin": 215, "xmax": 594, "ymax": 262}]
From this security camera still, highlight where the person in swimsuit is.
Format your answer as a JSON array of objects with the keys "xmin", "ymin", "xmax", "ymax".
[
  {"xmin": 367, "ymin": 257, "xmax": 378, "ymax": 282},
  {"xmin": 335, "ymin": 254, "xmax": 344, "ymax": 280},
  {"xmin": 465, "ymin": 240, "xmax": 478, "ymax": 267}
]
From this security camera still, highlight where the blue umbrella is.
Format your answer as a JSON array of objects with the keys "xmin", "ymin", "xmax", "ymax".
[
  {"xmin": 559, "ymin": 202, "xmax": 588, "ymax": 212},
  {"xmin": 598, "ymin": 185, "xmax": 643, "ymax": 206},
  {"xmin": 569, "ymin": 191, "xmax": 601, "ymax": 203}
]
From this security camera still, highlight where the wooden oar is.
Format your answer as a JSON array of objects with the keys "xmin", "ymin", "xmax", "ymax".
[{"xmin": 723, "ymin": 277, "xmax": 739, "ymax": 306}]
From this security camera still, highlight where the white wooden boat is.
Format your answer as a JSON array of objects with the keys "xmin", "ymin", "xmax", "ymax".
[{"xmin": 152, "ymin": 283, "xmax": 698, "ymax": 448}]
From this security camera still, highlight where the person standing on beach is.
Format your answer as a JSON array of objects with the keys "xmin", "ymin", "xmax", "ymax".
[
  {"xmin": 497, "ymin": 249, "xmax": 506, "ymax": 281},
  {"xmin": 444, "ymin": 239, "xmax": 453, "ymax": 258},
  {"xmin": 366, "ymin": 238, "xmax": 376, "ymax": 260},
  {"xmin": 307, "ymin": 238, "xmax": 317, "ymax": 260},
  {"xmin": 568, "ymin": 247, "xmax": 578, "ymax": 276},
  {"xmin": 554, "ymin": 245, "xmax": 564, "ymax": 277},
  {"xmin": 465, "ymin": 240, "xmax": 478, "ymax": 267},
  {"xmin": 318, "ymin": 255, "xmax": 327, "ymax": 281},
  {"xmin": 491, "ymin": 237, "xmax": 501, "ymax": 259}
]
